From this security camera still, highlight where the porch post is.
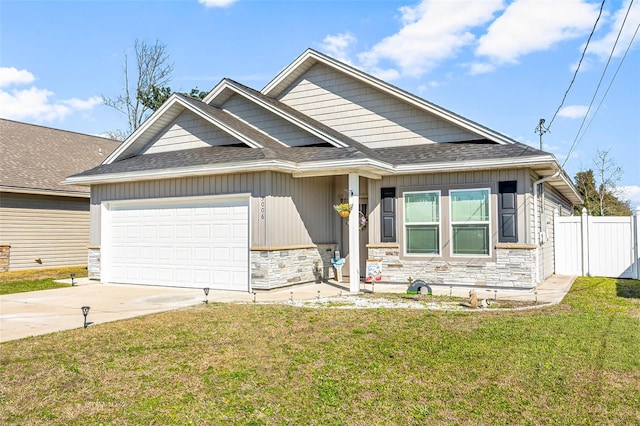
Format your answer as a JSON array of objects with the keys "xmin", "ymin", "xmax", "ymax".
[{"xmin": 348, "ymin": 173, "xmax": 360, "ymax": 292}]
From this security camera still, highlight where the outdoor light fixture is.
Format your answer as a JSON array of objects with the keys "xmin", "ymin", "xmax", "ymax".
[
  {"xmin": 81, "ymin": 306, "xmax": 90, "ymax": 328},
  {"xmin": 317, "ymin": 290, "xmax": 321, "ymax": 300},
  {"xmin": 70, "ymin": 273, "xmax": 76, "ymax": 286},
  {"xmin": 203, "ymin": 288, "xmax": 210, "ymax": 304},
  {"xmin": 253, "ymin": 292, "xmax": 257, "ymax": 303},
  {"xmin": 290, "ymin": 291, "xmax": 293, "ymax": 302}
]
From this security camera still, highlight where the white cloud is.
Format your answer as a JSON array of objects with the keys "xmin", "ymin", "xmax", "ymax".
[
  {"xmin": 619, "ymin": 185, "xmax": 640, "ymax": 207},
  {"xmin": 476, "ymin": 0, "xmax": 599, "ymax": 64},
  {"xmin": 0, "ymin": 67, "xmax": 102, "ymax": 123},
  {"xmin": 198, "ymin": 0, "xmax": 238, "ymax": 7},
  {"xmin": 558, "ymin": 105, "xmax": 589, "ymax": 119},
  {"xmin": 319, "ymin": 33, "xmax": 357, "ymax": 65},
  {"xmin": 469, "ymin": 62, "xmax": 496, "ymax": 75},
  {"xmin": 0, "ymin": 67, "xmax": 35, "ymax": 87},
  {"xmin": 358, "ymin": 0, "xmax": 504, "ymax": 79},
  {"xmin": 588, "ymin": 0, "xmax": 640, "ymax": 59},
  {"xmin": 62, "ymin": 96, "xmax": 102, "ymax": 110}
]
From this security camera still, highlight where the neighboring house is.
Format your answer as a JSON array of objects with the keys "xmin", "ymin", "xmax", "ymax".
[
  {"xmin": 0, "ymin": 119, "xmax": 120, "ymax": 271},
  {"xmin": 66, "ymin": 49, "xmax": 581, "ymax": 292}
]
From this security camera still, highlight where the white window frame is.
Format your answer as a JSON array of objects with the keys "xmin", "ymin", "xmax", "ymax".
[
  {"xmin": 449, "ymin": 187, "xmax": 492, "ymax": 258},
  {"xmin": 403, "ymin": 190, "xmax": 442, "ymax": 257}
]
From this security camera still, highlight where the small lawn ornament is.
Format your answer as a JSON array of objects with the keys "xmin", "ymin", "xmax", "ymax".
[
  {"xmin": 461, "ymin": 290, "xmax": 479, "ymax": 308},
  {"xmin": 406, "ymin": 277, "xmax": 432, "ymax": 295}
]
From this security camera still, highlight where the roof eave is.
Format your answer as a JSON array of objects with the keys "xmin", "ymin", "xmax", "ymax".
[
  {"xmin": 0, "ymin": 185, "xmax": 90, "ymax": 198},
  {"xmin": 63, "ymin": 160, "xmax": 298, "ymax": 185}
]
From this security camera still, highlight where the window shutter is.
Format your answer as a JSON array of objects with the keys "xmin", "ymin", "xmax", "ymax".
[
  {"xmin": 381, "ymin": 187, "xmax": 396, "ymax": 242},
  {"xmin": 498, "ymin": 181, "xmax": 518, "ymax": 242}
]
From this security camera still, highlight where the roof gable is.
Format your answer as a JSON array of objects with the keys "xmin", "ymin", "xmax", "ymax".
[
  {"xmin": 105, "ymin": 93, "xmax": 268, "ymax": 164},
  {"xmin": 277, "ymin": 62, "xmax": 483, "ymax": 149},
  {"xmin": 262, "ymin": 49, "xmax": 516, "ymax": 146}
]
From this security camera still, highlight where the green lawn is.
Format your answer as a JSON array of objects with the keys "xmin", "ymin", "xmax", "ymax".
[
  {"xmin": 0, "ymin": 266, "xmax": 87, "ymax": 295},
  {"xmin": 0, "ymin": 277, "xmax": 638, "ymax": 425}
]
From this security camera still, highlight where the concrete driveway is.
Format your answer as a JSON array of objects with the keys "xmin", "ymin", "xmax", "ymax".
[{"xmin": 0, "ymin": 280, "xmax": 354, "ymax": 342}]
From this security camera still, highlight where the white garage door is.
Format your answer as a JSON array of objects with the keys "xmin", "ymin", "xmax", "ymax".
[{"xmin": 102, "ymin": 196, "xmax": 249, "ymax": 291}]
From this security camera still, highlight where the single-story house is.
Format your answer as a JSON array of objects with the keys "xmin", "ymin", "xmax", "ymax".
[
  {"xmin": 0, "ymin": 119, "xmax": 120, "ymax": 271},
  {"xmin": 66, "ymin": 49, "xmax": 581, "ymax": 292}
]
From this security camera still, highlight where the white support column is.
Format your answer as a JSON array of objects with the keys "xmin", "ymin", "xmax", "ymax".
[{"xmin": 348, "ymin": 173, "xmax": 360, "ymax": 293}]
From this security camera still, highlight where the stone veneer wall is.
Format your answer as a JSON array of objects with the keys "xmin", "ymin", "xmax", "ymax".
[
  {"xmin": 250, "ymin": 243, "xmax": 338, "ymax": 290},
  {"xmin": 0, "ymin": 244, "xmax": 10, "ymax": 272},
  {"xmin": 367, "ymin": 243, "xmax": 537, "ymax": 289},
  {"xmin": 88, "ymin": 247, "xmax": 101, "ymax": 280}
]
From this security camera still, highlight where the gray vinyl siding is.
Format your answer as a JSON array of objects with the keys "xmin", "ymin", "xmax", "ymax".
[
  {"xmin": 143, "ymin": 110, "xmax": 239, "ymax": 154},
  {"xmin": 222, "ymin": 94, "xmax": 325, "ymax": 147},
  {"xmin": 369, "ymin": 169, "xmax": 529, "ymax": 245},
  {"xmin": 0, "ymin": 192, "xmax": 89, "ymax": 270},
  {"xmin": 279, "ymin": 63, "xmax": 481, "ymax": 148},
  {"xmin": 540, "ymin": 183, "xmax": 573, "ymax": 280},
  {"xmin": 90, "ymin": 172, "xmax": 336, "ymax": 248}
]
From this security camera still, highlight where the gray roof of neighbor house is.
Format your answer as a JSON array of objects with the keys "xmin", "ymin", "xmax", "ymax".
[{"xmin": 0, "ymin": 119, "xmax": 121, "ymax": 196}]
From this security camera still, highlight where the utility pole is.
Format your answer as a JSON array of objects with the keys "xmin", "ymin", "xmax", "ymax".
[{"xmin": 534, "ymin": 118, "xmax": 550, "ymax": 151}]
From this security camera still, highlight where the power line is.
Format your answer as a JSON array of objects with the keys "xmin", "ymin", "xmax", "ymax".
[
  {"xmin": 547, "ymin": 0, "xmax": 607, "ymax": 131},
  {"xmin": 570, "ymin": 22, "xmax": 640, "ymax": 161},
  {"xmin": 563, "ymin": 0, "xmax": 637, "ymax": 167}
]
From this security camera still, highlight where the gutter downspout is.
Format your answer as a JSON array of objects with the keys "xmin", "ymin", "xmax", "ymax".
[{"xmin": 533, "ymin": 171, "xmax": 560, "ymax": 283}]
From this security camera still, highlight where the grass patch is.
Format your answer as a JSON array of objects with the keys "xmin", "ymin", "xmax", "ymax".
[
  {"xmin": 0, "ymin": 277, "xmax": 639, "ymax": 424},
  {"xmin": 0, "ymin": 266, "xmax": 87, "ymax": 295}
]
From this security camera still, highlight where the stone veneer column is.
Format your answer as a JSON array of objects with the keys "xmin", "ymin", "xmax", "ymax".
[
  {"xmin": 88, "ymin": 246, "xmax": 101, "ymax": 280},
  {"xmin": 250, "ymin": 244, "xmax": 338, "ymax": 290},
  {"xmin": 0, "ymin": 244, "xmax": 10, "ymax": 272}
]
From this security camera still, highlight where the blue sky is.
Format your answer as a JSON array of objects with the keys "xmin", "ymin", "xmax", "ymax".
[{"xmin": 1, "ymin": 0, "xmax": 639, "ymax": 205}]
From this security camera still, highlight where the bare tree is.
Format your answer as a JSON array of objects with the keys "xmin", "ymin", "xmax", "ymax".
[
  {"xmin": 103, "ymin": 39, "xmax": 173, "ymax": 138},
  {"xmin": 593, "ymin": 148, "xmax": 624, "ymax": 216}
]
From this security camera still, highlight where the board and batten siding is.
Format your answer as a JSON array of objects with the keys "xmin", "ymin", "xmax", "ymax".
[
  {"xmin": 279, "ymin": 63, "xmax": 481, "ymax": 149},
  {"xmin": 142, "ymin": 110, "xmax": 239, "ymax": 154},
  {"xmin": 0, "ymin": 192, "xmax": 90, "ymax": 270},
  {"xmin": 90, "ymin": 172, "xmax": 336, "ymax": 249},
  {"xmin": 539, "ymin": 183, "xmax": 573, "ymax": 280},
  {"xmin": 222, "ymin": 94, "xmax": 325, "ymax": 147},
  {"xmin": 367, "ymin": 169, "xmax": 529, "ymax": 248}
]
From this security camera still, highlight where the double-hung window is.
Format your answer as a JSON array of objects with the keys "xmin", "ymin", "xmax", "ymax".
[
  {"xmin": 404, "ymin": 191, "xmax": 440, "ymax": 255},
  {"xmin": 450, "ymin": 188, "xmax": 490, "ymax": 256}
]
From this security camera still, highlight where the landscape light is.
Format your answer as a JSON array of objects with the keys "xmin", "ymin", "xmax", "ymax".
[
  {"xmin": 70, "ymin": 273, "xmax": 76, "ymax": 286},
  {"xmin": 81, "ymin": 306, "xmax": 90, "ymax": 328},
  {"xmin": 203, "ymin": 288, "xmax": 210, "ymax": 304}
]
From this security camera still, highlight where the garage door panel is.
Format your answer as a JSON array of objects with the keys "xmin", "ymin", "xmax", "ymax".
[
  {"xmin": 158, "ymin": 225, "xmax": 173, "ymax": 238},
  {"xmin": 104, "ymin": 197, "xmax": 249, "ymax": 291},
  {"xmin": 141, "ymin": 267, "xmax": 157, "ymax": 281},
  {"xmin": 193, "ymin": 247, "xmax": 211, "ymax": 261},
  {"xmin": 175, "ymin": 247, "xmax": 191, "ymax": 261},
  {"xmin": 141, "ymin": 226, "xmax": 157, "ymax": 239},
  {"xmin": 193, "ymin": 225, "xmax": 210, "ymax": 238},
  {"xmin": 157, "ymin": 247, "xmax": 174, "ymax": 261}
]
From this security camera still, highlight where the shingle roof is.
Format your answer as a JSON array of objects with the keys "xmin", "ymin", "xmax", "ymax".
[
  {"xmin": 374, "ymin": 141, "xmax": 546, "ymax": 166},
  {"xmin": 0, "ymin": 119, "xmax": 121, "ymax": 195}
]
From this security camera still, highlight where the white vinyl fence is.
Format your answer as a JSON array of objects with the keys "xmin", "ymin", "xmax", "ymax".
[{"xmin": 554, "ymin": 207, "xmax": 640, "ymax": 279}]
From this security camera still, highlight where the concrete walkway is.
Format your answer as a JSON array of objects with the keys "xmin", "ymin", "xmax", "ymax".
[{"xmin": 0, "ymin": 275, "xmax": 576, "ymax": 343}]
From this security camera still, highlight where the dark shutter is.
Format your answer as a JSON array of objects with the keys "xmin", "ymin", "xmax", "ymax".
[
  {"xmin": 381, "ymin": 187, "xmax": 396, "ymax": 242},
  {"xmin": 498, "ymin": 181, "xmax": 518, "ymax": 243}
]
